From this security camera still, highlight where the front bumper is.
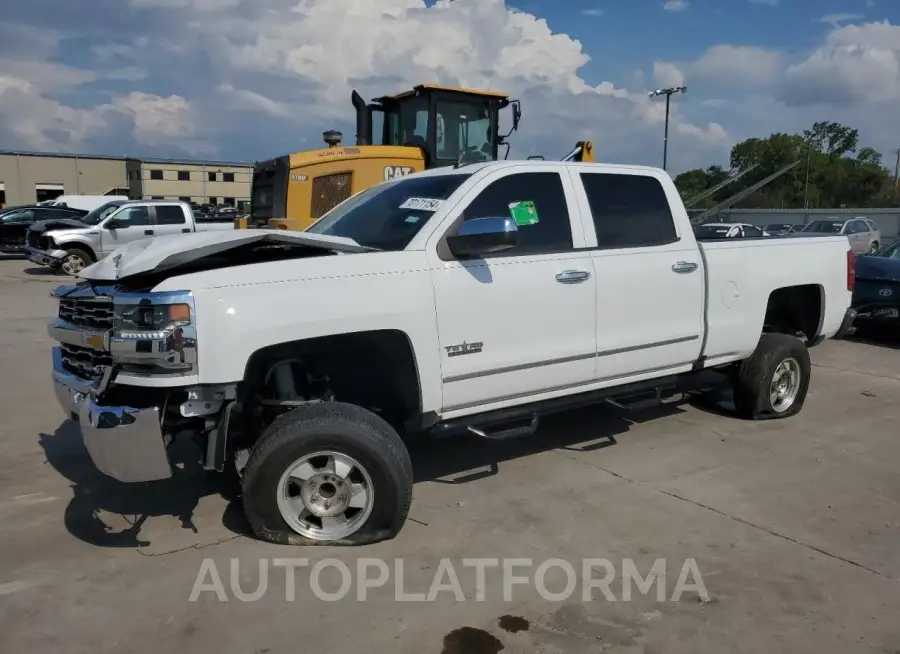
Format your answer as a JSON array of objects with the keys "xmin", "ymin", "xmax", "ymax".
[
  {"xmin": 26, "ymin": 245, "xmax": 67, "ymax": 268},
  {"xmin": 52, "ymin": 347, "xmax": 173, "ymax": 483}
]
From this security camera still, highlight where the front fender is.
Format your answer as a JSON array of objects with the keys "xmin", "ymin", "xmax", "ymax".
[
  {"xmin": 49, "ymin": 231, "xmax": 99, "ymax": 254},
  {"xmin": 155, "ymin": 252, "xmax": 443, "ymax": 415}
]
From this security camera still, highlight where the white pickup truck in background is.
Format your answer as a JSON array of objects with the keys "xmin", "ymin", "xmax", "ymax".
[
  {"xmin": 46, "ymin": 160, "xmax": 855, "ymax": 547},
  {"xmin": 26, "ymin": 199, "xmax": 234, "ymax": 275}
]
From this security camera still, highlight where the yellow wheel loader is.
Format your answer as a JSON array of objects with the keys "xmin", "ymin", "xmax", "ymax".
[{"xmin": 239, "ymin": 83, "xmax": 593, "ymax": 231}]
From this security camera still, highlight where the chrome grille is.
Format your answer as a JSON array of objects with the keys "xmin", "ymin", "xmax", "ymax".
[
  {"xmin": 60, "ymin": 343, "xmax": 112, "ymax": 381},
  {"xmin": 59, "ymin": 296, "xmax": 114, "ymax": 331}
]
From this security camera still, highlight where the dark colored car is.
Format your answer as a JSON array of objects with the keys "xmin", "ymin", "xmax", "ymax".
[
  {"xmin": 0, "ymin": 205, "xmax": 88, "ymax": 254},
  {"xmin": 765, "ymin": 223, "xmax": 796, "ymax": 236},
  {"xmin": 852, "ymin": 238, "xmax": 900, "ymax": 324}
]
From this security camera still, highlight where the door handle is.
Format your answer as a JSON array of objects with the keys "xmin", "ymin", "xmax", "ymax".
[
  {"xmin": 556, "ymin": 270, "xmax": 591, "ymax": 284},
  {"xmin": 182, "ymin": 228, "xmax": 191, "ymax": 233},
  {"xmin": 144, "ymin": 229, "xmax": 154, "ymax": 236},
  {"xmin": 672, "ymin": 261, "xmax": 698, "ymax": 273}
]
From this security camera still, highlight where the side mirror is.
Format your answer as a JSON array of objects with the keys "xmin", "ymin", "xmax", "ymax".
[
  {"xmin": 447, "ymin": 217, "xmax": 518, "ymax": 258},
  {"xmin": 512, "ymin": 100, "xmax": 522, "ymax": 131},
  {"xmin": 105, "ymin": 218, "xmax": 128, "ymax": 229}
]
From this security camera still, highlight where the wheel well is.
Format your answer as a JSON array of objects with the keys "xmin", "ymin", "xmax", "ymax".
[
  {"xmin": 239, "ymin": 330, "xmax": 422, "ymax": 433},
  {"xmin": 62, "ymin": 242, "xmax": 97, "ymax": 261},
  {"xmin": 763, "ymin": 285, "xmax": 823, "ymax": 342}
]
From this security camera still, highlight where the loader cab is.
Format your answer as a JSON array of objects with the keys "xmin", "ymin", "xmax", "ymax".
[{"xmin": 352, "ymin": 84, "xmax": 521, "ymax": 168}]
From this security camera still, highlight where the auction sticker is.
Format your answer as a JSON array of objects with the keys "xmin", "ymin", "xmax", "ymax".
[{"xmin": 400, "ymin": 197, "xmax": 444, "ymax": 211}]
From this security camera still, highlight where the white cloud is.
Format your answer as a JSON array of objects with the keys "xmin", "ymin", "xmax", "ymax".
[
  {"xmin": 2, "ymin": 0, "xmax": 898, "ymax": 174},
  {"xmin": 652, "ymin": 61, "xmax": 686, "ymax": 88},
  {"xmin": 816, "ymin": 13, "xmax": 865, "ymax": 29},
  {"xmin": 663, "ymin": 0, "xmax": 688, "ymax": 12}
]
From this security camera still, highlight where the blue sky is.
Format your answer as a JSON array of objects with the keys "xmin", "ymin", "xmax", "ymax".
[{"xmin": 0, "ymin": 0, "xmax": 898, "ymax": 173}]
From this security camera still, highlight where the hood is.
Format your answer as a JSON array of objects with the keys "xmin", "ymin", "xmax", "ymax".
[
  {"xmin": 78, "ymin": 229, "xmax": 376, "ymax": 282},
  {"xmin": 855, "ymin": 254, "xmax": 900, "ymax": 282},
  {"xmin": 28, "ymin": 218, "xmax": 89, "ymax": 232}
]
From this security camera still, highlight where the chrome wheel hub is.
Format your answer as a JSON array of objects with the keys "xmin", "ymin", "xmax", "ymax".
[
  {"xmin": 769, "ymin": 357, "xmax": 801, "ymax": 413},
  {"xmin": 62, "ymin": 255, "xmax": 85, "ymax": 275},
  {"xmin": 276, "ymin": 451, "xmax": 374, "ymax": 541}
]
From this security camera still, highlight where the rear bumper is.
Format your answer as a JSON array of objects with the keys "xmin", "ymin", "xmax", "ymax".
[
  {"xmin": 52, "ymin": 347, "xmax": 173, "ymax": 483},
  {"xmin": 26, "ymin": 246, "xmax": 67, "ymax": 268}
]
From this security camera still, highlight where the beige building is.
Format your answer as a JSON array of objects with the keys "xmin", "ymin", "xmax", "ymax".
[
  {"xmin": 0, "ymin": 151, "xmax": 129, "ymax": 206},
  {"xmin": 127, "ymin": 158, "xmax": 252, "ymax": 210},
  {"xmin": 0, "ymin": 150, "xmax": 253, "ymax": 211}
]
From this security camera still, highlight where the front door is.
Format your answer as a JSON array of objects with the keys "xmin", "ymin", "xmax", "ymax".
[
  {"xmin": 426, "ymin": 167, "xmax": 597, "ymax": 414},
  {"xmin": 100, "ymin": 206, "xmax": 152, "ymax": 256},
  {"xmin": 0, "ymin": 208, "xmax": 35, "ymax": 250},
  {"xmin": 572, "ymin": 169, "xmax": 704, "ymax": 383}
]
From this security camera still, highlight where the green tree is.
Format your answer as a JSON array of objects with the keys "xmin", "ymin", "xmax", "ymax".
[{"xmin": 673, "ymin": 121, "xmax": 893, "ymax": 210}]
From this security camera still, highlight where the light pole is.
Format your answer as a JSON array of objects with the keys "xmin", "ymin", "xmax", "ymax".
[{"xmin": 649, "ymin": 86, "xmax": 687, "ymax": 171}]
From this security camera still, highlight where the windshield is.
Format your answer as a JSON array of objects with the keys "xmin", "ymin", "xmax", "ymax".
[
  {"xmin": 81, "ymin": 201, "xmax": 126, "ymax": 225},
  {"xmin": 800, "ymin": 220, "xmax": 843, "ymax": 234},
  {"xmin": 306, "ymin": 173, "xmax": 472, "ymax": 250},
  {"xmin": 694, "ymin": 225, "xmax": 732, "ymax": 239}
]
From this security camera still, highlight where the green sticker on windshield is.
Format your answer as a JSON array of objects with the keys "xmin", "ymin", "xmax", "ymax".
[{"xmin": 508, "ymin": 200, "xmax": 539, "ymax": 226}]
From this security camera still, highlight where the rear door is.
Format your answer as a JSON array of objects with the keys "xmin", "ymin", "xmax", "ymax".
[
  {"xmin": 151, "ymin": 204, "xmax": 192, "ymax": 237},
  {"xmin": 427, "ymin": 166, "xmax": 597, "ymax": 413},
  {"xmin": 572, "ymin": 168, "xmax": 704, "ymax": 382},
  {"xmin": 99, "ymin": 205, "xmax": 152, "ymax": 256},
  {"xmin": 844, "ymin": 220, "xmax": 868, "ymax": 253}
]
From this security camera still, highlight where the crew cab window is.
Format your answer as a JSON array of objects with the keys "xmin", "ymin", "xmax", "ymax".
[
  {"xmin": 111, "ymin": 206, "xmax": 150, "ymax": 226},
  {"xmin": 461, "ymin": 172, "xmax": 573, "ymax": 254},
  {"xmin": 1, "ymin": 209, "xmax": 35, "ymax": 223},
  {"xmin": 579, "ymin": 173, "xmax": 677, "ymax": 249},
  {"xmin": 155, "ymin": 205, "xmax": 187, "ymax": 224},
  {"xmin": 743, "ymin": 225, "xmax": 763, "ymax": 237}
]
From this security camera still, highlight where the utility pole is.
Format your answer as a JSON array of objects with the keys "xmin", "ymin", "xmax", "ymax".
[
  {"xmin": 893, "ymin": 149, "xmax": 899, "ymax": 186},
  {"xmin": 649, "ymin": 86, "xmax": 687, "ymax": 171}
]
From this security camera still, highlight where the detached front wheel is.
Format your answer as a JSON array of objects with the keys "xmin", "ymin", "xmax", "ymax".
[
  {"xmin": 731, "ymin": 333, "xmax": 811, "ymax": 420},
  {"xmin": 241, "ymin": 401, "xmax": 413, "ymax": 545}
]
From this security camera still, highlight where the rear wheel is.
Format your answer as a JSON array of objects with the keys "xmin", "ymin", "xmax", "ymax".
[
  {"xmin": 870, "ymin": 241, "xmax": 880, "ymax": 253},
  {"xmin": 241, "ymin": 401, "xmax": 413, "ymax": 545},
  {"xmin": 59, "ymin": 248, "xmax": 93, "ymax": 275},
  {"xmin": 731, "ymin": 333, "xmax": 811, "ymax": 420}
]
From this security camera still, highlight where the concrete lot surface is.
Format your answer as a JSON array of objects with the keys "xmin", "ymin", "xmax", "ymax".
[{"xmin": 0, "ymin": 258, "xmax": 899, "ymax": 653}]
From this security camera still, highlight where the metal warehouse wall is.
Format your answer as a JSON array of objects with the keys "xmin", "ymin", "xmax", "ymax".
[
  {"xmin": 0, "ymin": 154, "xmax": 128, "ymax": 205},
  {"xmin": 706, "ymin": 208, "xmax": 900, "ymax": 238}
]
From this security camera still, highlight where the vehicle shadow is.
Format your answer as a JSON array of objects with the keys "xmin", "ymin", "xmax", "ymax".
[
  {"xmin": 24, "ymin": 266, "xmax": 61, "ymax": 277},
  {"xmin": 40, "ymin": 390, "xmax": 731, "ymax": 549},
  {"xmin": 38, "ymin": 421, "xmax": 224, "ymax": 549},
  {"xmin": 846, "ymin": 323, "xmax": 900, "ymax": 350}
]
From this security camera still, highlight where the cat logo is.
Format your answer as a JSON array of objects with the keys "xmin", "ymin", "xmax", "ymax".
[{"xmin": 384, "ymin": 166, "xmax": 414, "ymax": 181}]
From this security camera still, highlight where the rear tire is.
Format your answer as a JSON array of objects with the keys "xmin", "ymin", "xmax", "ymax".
[
  {"xmin": 241, "ymin": 401, "xmax": 413, "ymax": 546},
  {"xmin": 870, "ymin": 241, "xmax": 880, "ymax": 253},
  {"xmin": 59, "ymin": 248, "xmax": 93, "ymax": 275},
  {"xmin": 731, "ymin": 333, "xmax": 810, "ymax": 420}
]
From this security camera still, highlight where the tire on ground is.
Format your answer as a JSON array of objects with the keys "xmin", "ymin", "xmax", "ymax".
[
  {"xmin": 240, "ymin": 401, "xmax": 413, "ymax": 546},
  {"xmin": 60, "ymin": 248, "xmax": 93, "ymax": 274},
  {"xmin": 731, "ymin": 333, "xmax": 811, "ymax": 420}
]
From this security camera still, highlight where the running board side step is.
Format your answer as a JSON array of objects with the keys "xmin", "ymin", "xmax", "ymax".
[
  {"xmin": 605, "ymin": 388, "xmax": 670, "ymax": 412},
  {"xmin": 467, "ymin": 416, "xmax": 539, "ymax": 441}
]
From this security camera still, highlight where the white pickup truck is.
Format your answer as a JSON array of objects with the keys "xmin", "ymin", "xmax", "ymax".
[
  {"xmin": 47, "ymin": 160, "xmax": 856, "ymax": 546},
  {"xmin": 26, "ymin": 199, "xmax": 233, "ymax": 275}
]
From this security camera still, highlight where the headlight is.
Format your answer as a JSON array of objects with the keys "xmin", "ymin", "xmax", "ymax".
[
  {"xmin": 114, "ymin": 302, "xmax": 191, "ymax": 339},
  {"xmin": 110, "ymin": 291, "xmax": 197, "ymax": 376}
]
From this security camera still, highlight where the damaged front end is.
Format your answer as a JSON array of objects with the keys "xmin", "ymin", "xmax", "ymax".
[{"xmin": 49, "ymin": 282, "xmax": 234, "ymax": 483}]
